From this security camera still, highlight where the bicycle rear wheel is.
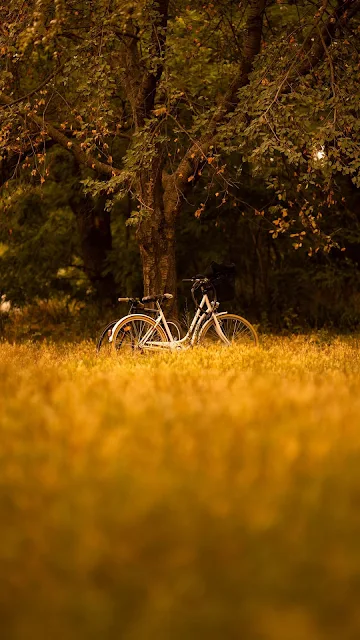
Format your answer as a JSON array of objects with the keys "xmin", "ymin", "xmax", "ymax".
[
  {"xmin": 111, "ymin": 315, "xmax": 168, "ymax": 354},
  {"xmin": 199, "ymin": 313, "xmax": 258, "ymax": 346},
  {"xmin": 96, "ymin": 320, "xmax": 117, "ymax": 354}
]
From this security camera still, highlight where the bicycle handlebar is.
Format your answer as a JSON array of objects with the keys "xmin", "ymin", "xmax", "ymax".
[
  {"xmin": 182, "ymin": 275, "xmax": 208, "ymax": 283},
  {"xmin": 119, "ymin": 279, "xmax": 215, "ymax": 312},
  {"xmin": 184, "ymin": 277, "xmax": 217, "ymax": 310}
]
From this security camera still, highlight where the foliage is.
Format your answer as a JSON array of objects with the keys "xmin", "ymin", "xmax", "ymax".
[
  {"xmin": 1, "ymin": 1, "xmax": 360, "ymax": 324},
  {"xmin": 3, "ymin": 1, "xmax": 358, "ymax": 222},
  {"xmin": 0, "ymin": 185, "xmax": 78, "ymax": 303},
  {"xmin": 0, "ymin": 145, "xmax": 86, "ymax": 302}
]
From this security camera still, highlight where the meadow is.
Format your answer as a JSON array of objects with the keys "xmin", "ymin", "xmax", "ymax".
[{"xmin": 1, "ymin": 336, "xmax": 360, "ymax": 640}]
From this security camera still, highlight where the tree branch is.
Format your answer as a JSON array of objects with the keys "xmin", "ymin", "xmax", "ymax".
[
  {"xmin": 219, "ymin": 0, "xmax": 267, "ymax": 116},
  {"xmin": 169, "ymin": 0, "xmax": 267, "ymax": 199},
  {"xmin": 0, "ymin": 60, "xmax": 68, "ymax": 110},
  {"xmin": 0, "ymin": 139, "xmax": 57, "ymax": 188},
  {"xmin": 263, "ymin": 0, "xmax": 360, "ymax": 117},
  {"xmin": 317, "ymin": 22, "xmax": 336, "ymax": 120},
  {"xmin": 165, "ymin": 0, "xmax": 360, "ymax": 214},
  {"xmin": 119, "ymin": 0, "xmax": 170, "ymax": 128},
  {"xmin": 0, "ymin": 92, "xmax": 121, "ymax": 177}
]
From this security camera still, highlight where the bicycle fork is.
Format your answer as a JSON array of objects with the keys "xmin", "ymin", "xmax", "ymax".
[{"xmin": 212, "ymin": 313, "xmax": 231, "ymax": 346}]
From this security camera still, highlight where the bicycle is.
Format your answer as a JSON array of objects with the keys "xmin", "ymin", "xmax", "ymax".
[
  {"xmin": 96, "ymin": 297, "xmax": 182, "ymax": 353},
  {"xmin": 109, "ymin": 269, "xmax": 258, "ymax": 353}
]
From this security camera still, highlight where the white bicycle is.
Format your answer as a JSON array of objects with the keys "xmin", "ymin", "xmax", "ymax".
[{"xmin": 109, "ymin": 272, "xmax": 258, "ymax": 353}]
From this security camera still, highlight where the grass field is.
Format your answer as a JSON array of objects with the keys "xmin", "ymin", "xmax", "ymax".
[{"xmin": 1, "ymin": 336, "xmax": 360, "ymax": 640}]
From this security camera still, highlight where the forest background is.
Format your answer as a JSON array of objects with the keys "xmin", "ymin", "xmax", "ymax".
[{"xmin": 1, "ymin": 0, "xmax": 360, "ymax": 338}]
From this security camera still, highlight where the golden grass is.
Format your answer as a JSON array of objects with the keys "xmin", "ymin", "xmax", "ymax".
[{"xmin": 1, "ymin": 336, "xmax": 360, "ymax": 639}]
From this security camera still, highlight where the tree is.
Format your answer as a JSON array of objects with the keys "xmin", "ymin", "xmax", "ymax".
[{"xmin": 1, "ymin": 0, "xmax": 360, "ymax": 309}]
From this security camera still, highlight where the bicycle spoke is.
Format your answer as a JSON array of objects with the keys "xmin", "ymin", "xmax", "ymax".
[
  {"xmin": 112, "ymin": 316, "xmax": 167, "ymax": 354},
  {"xmin": 200, "ymin": 315, "xmax": 258, "ymax": 346}
]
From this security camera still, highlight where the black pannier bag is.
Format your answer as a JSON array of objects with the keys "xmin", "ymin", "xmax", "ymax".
[{"xmin": 207, "ymin": 262, "xmax": 236, "ymax": 302}]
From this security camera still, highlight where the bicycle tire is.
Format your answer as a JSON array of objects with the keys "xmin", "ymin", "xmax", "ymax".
[
  {"xmin": 97, "ymin": 316, "xmax": 181, "ymax": 352},
  {"xmin": 111, "ymin": 314, "xmax": 168, "ymax": 354},
  {"xmin": 198, "ymin": 313, "xmax": 258, "ymax": 346}
]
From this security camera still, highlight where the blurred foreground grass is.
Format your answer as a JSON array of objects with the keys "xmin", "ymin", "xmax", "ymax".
[{"xmin": 1, "ymin": 336, "xmax": 360, "ymax": 639}]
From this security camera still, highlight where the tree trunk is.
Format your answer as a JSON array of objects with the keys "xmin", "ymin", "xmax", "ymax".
[
  {"xmin": 77, "ymin": 206, "xmax": 115, "ymax": 303},
  {"xmin": 134, "ymin": 159, "xmax": 180, "ymax": 312},
  {"xmin": 69, "ymin": 187, "xmax": 116, "ymax": 305},
  {"xmin": 136, "ymin": 206, "xmax": 177, "ymax": 312}
]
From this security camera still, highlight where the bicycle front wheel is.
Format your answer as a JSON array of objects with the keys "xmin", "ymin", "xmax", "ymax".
[
  {"xmin": 199, "ymin": 313, "xmax": 258, "ymax": 346},
  {"xmin": 111, "ymin": 315, "xmax": 168, "ymax": 354}
]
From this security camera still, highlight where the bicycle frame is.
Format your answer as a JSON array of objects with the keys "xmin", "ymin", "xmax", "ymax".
[{"xmin": 109, "ymin": 293, "xmax": 230, "ymax": 350}]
